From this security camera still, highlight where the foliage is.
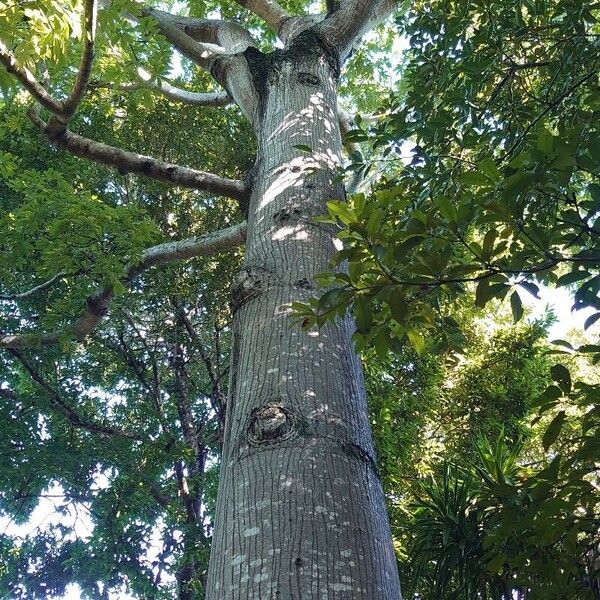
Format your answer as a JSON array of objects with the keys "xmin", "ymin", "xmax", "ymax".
[
  {"xmin": 296, "ymin": 0, "xmax": 600, "ymax": 359},
  {"xmin": 0, "ymin": 0, "xmax": 599, "ymax": 598},
  {"xmin": 399, "ymin": 356, "xmax": 600, "ymax": 600}
]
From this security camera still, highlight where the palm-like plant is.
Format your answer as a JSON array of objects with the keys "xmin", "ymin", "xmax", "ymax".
[
  {"xmin": 405, "ymin": 436, "xmax": 525, "ymax": 599},
  {"xmin": 407, "ymin": 464, "xmax": 485, "ymax": 599}
]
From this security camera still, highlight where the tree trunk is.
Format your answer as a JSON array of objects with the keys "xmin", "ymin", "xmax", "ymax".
[{"xmin": 206, "ymin": 34, "xmax": 402, "ymax": 599}]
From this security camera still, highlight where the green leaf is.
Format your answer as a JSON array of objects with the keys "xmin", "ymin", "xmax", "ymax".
[
  {"xmin": 550, "ymin": 339, "xmax": 574, "ymax": 351},
  {"xmin": 366, "ymin": 208, "xmax": 385, "ymax": 236},
  {"xmin": 478, "ymin": 158, "xmax": 500, "ymax": 182},
  {"xmin": 388, "ymin": 294, "xmax": 408, "ymax": 324},
  {"xmin": 436, "ymin": 196, "xmax": 457, "ymax": 222},
  {"xmin": 532, "ymin": 385, "xmax": 562, "ymax": 408},
  {"xmin": 504, "ymin": 170, "xmax": 536, "ymax": 196},
  {"xmin": 482, "ymin": 229, "xmax": 497, "ymax": 259},
  {"xmin": 588, "ymin": 183, "xmax": 600, "ymax": 208},
  {"xmin": 475, "ymin": 280, "xmax": 508, "ymax": 308},
  {"xmin": 518, "ymin": 280, "xmax": 540, "ymax": 299},
  {"xmin": 510, "ymin": 291, "xmax": 523, "ymax": 322},
  {"xmin": 543, "ymin": 411, "xmax": 566, "ymax": 450},
  {"xmin": 407, "ymin": 328, "xmax": 426, "ymax": 355},
  {"xmin": 537, "ymin": 129, "xmax": 554, "ymax": 155},
  {"xmin": 556, "ymin": 271, "xmax": 590, "ymax": 287},
  {"xmin": 550, "ymin": 364, "xmax": 571, "ymax": 393},
  {"xmin": 354, "ymin": 296, "xmax": 372, "ymax": 333},
  {"xmin": 459, "ymin": 171, "xmax": 492, "ymax": 187},
  {"xmin": 584, "ymin": 312, "xmax": 600, "ymax": 331}
]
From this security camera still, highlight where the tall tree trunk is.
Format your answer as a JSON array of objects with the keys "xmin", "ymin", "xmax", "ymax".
[{"xmin": 206, "ymin": 34, "xmax": 402, "ymax": 599}]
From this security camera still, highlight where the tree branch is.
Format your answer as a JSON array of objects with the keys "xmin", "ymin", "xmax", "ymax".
[
  {"xmin": 1, "ymin": 1, "xmax": 97, "ymax": 128},
  {"xmin": 121, "ymin": 4, "xmax": 260, "ymax": 121},
  {"xmin": 28, "ymin": 111, "xmax": 247, "ymax": 201},
  {"xmin": 142, "ymin": 8, "xmax": 228, "ymax": 70},
  {"xmin": 7, "ymin": 349, "xmax": 141, "ymax": 440},
  {"xmin": 318, "ymin": 0, "xmax": 399, "ymax": 61},
  {"xmin": 0, "ymin": 272, "xmax": 68, "ymax": 301},
  {"xmin": 338, "ymin": 108, "xmax": 361, "ymax": 155},
  {"xmin": 149, "ymin": 12, "xmax": 257, "ymax": 53},
  {"xmin": 0, "ymin": 41, "xmax": 64, "ymax": 113},
  {"xmin": 47, "ymin": 0, "xmax": 97, "ymax": 136},
  {"xmin": 0, "ymin": 222, "xmax": 247, "ymax": 349},
  {"xmin": 231, "ymin": 0, "xmax": 291, "ymax": 36},
  {"xmin": 93, "ymin": 78, "xmax": 232, "ymax": 107}
]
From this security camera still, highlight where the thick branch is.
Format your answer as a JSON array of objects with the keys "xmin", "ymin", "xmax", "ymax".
[
  {"xmin": 95, "ymin": 78, "xmax": 232, "ymax": 107},
  {"xmin": 29, "ymin": 112, "xmax": 247, "ymax": 201},
  {"xmin": 155, "ymin": 14, "xmax": 256, "ymax": 53},
  {"xmin": 142, "ymin": 8, "xmax": 227, "ymax": 70},
  {"xmin": 46, "ymin": 0, "xmax": 97, "ymax": 136},
  {"xmin": 318, "ymin": 0, "xmax": 399, "ymax": 61},
  {"xmin": 232, "ymin": 0, "xmax": 291, "ymax": 35},
  {"xmin": 136, "ymin": 6, "xmax": 259, "ymax": 121},
  {"xmin": 0, "ymin": 41, "xmax": 64, "ymax": 113},
  {"xmin": 0, "ymin": 223, "xmax": 247, "ymax": 349}
]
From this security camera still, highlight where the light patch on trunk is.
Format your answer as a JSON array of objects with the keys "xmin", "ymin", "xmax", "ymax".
[
  {"xmin": 271, "ymin": 224, "xmax": 309, "ymax": 241},
  {"xmin": 260, "ymin": 153, "xmax": 340, "ymax": 209},
  {"xmin": 279, "ymin": 475, "xmax": 294, "ymax": 488},
  {"xmin": 331, "ymin": 583, "xmax": 353, "ymax": 592},
  {"xmin": 243, "ymin": 527, "xmax": 260, "ymax": 537}
]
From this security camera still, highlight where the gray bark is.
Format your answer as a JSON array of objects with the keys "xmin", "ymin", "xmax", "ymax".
[{"xmin": 206, "ymin": 31, "xmax": 401, "ymax": 600}]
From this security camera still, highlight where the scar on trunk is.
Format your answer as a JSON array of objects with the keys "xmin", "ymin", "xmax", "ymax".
[
  {"xmin": 230, "ymin": 266, "xmax": 272, "ymax": 311},
  {"xmin": 248, "ymin": 404, "xmax": 294, "ymax": 444}
]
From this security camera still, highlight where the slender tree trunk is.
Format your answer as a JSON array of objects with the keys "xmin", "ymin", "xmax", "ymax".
[{"xmin": 206, "ymin": 34, "xmax": 402, "ymax": 599}]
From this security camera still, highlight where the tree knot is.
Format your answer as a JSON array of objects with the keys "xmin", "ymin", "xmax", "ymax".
[
  {"xmin": 273, "ymin": 204, "xmax": 303, "ymax": 224},
  {"xmin": 248, "ymin": 404, "xmax": 295, "ymax": 445},
  {"xmin": 230, "ymin": 266, "xmax": 271, "ymax": 312}
]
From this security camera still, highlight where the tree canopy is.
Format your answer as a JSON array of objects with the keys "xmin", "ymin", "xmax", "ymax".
[{"xmin": 0, "ymin": 0, "xmax": 599, "ymax": 598}]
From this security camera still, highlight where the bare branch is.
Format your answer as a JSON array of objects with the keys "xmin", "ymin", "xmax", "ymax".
[
  {"xmin": 28, "ymin": 111, "xmax": 247, "ymax": 201},
  {"xmin": 0, "ymin": 222, "xmax": 247, "ymax": 350},
  {"xmin": 318, "ymin": 0, "xmax": 399, "ymax": 61},
  {"xmin": 94, "ymin": 78, "xmax": 232, "ymax": 107},
  {"xmin": 0, "ymin": 41, "xmax": 64, "ymax": 113},
  {"xmin": 59, "ymin": 0, "xmax": 98, "ymax": 119},
  {"xmin": 7, "ymin": 349, "xmax": 141, "ymax": 440},
  {"xmin": 232, "ymin": 0, "xmax": 291, "ymax": 35},
  {"xmin": 0, "ymin": 272, "xmax": 68, "ymax": 301},
  {"xmin": 154, "ymin": 14, "xmax": 257, "ymax": 53},
  {"xmin": 142, "ymin": 8, "xmax": 227, "ymax": 70},
  {"xmin": 132, "ymin": 6, "xmax": 259, "ymax": 121},
  {"xmin": 1, "ymin": 1, "xmax": 97, "ymax": 127},
  {"xmin": 176, "ymin": 305, "xmax": 218, "ymax": 388}
]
